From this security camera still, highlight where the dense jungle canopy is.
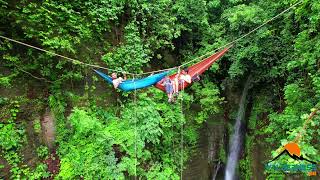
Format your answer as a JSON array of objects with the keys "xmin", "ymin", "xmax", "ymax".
[{"xmin": 0, "ymin": 0, "xmax": 319, "ymax": 179}]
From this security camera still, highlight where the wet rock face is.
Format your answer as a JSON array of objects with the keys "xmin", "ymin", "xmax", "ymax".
[
  {"xmin": 182, "ymin": 115, "xmax": 226, "ymax": 180},
  {"xmin": 41, "ymin": 108, "xmax": 56, "ymax": 150},
  {"xmin": 183, "ymin": 79, "xmax": 247, "ymax": 180},
  {"xmin": 182, "ymin": 123, "xmax": 211, "ymax": 180}
]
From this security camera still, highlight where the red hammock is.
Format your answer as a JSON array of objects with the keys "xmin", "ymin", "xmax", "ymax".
[{"xmin": 155, "ymin": 46, "xmax": 231, "ymax": 92}]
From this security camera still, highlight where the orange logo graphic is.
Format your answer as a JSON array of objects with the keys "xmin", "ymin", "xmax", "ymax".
[{"xmin": 269, "ymin": 143, "xmax": 316, "ymax": 164}]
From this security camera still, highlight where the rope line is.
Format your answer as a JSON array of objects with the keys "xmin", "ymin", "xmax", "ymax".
[
  {"xmin": 133, "ymin": 75, "xmax": 138, "ymax": 179},
  {"xmin": 15, "ymin": 66, "xmax": 53, "ymax": 83},
  {"xmin": 0, "ymin": 35, "xmax": 135, "ymax": 75},
  {"xmin": 0, "ymin": 1, "xmax": 302, "ymax": 76},
  {"xmin": 179, "ymin": 1, "xmax": 302, "ymax": 68},
  {"xmin": 172, "ymin": 117, "xmax": 175, "ymax": 168},
  {"xmin": 180, "ymin": 85, "xmax": 184, "ymax": 179},
  {"xmin": 138, "ymin": 66, "xmax": 178, "ymax": 75}
]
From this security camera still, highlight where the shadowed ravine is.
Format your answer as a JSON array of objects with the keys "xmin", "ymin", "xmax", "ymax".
[{"xmin": 225, "ymin": 77, "xmax": 251, "ymax": 180}]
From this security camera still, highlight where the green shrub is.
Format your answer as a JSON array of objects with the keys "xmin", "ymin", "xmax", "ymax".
[{"xmin": 36, "ymin": 145, "xmax": 49, "ymax": 159}]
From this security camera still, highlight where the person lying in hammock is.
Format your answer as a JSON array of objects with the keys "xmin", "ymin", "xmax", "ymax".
[
  {"xmin": 171, "ymin": 69, "xmax": 201, "ymax": 95},
  {"xmin": 111, "ymin": 72, "xmax": 126, "ymax": 89},
  {"xmin": 179, "ymin": 69, "xmax": 200, "ymax": 86}
]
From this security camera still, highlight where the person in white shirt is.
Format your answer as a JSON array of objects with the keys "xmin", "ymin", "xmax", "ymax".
[
  {"xmin": 180, "ymin": 69, "xmax": 191, "ymax": 83},
  {"xmin": 179, "ymin": 69, "xmax": 200, "ymax": 87},
  {"xmin": 111, "ymin": 73, "xmax": 126, "ymax": 89}
]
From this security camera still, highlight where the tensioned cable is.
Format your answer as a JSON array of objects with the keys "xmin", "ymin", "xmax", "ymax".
[
  {"xmin": 179, "ymin": 1, "xmax": 303, "ymax": 68},
  {"xmin": 15, "ymin": 65, "xmax": 53, "ymax": 83},
  {"xmin": 0, "ymin": 1, "xmax": 302, "ymax": 76},
  {"xmin": 0, "ymin": 35, "xmax": 135, "ymax": 75},
  {"xmin": 180, "ymin": 100, "xmax": 184, "ymax": 180},
  {"xmin": 179, "ymin": 73, "xmax": 184, "ymax": 180},
  {"xmin": 133, "ymin": 75, "xmax": 138, "ymax": 180}
]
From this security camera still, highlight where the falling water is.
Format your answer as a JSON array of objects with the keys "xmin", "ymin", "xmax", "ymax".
[{"xmin": 225, "ymin": 77, "xmax": 251, "ymax": 180}]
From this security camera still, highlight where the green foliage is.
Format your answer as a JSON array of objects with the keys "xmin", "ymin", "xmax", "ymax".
[
  {"xmin": 0, "ymin": 98, "xmax": 50, "ymax": 179},
  {"xmin": 0, "ymin": 123, "xmax": 24, "ymax": 151},
  {"xmin": 192, "ymin": 82, "xmax": 224, "ymax": 123},
  {"xmin": 2, "ymin": 0, "xmax": 320, "ymax": 179},
  {"xmin": 69, "ymin": 108, "xmax": 102, "ymax": 135},
  {"xmin": 55, "ymin": 86, "xmax": 199, "ymax": 178},
  {"xmin": 36, "ymin": 145, "xmax": 49, "ymax": 159},
  {"xmin": 48, "ymin": 94, "xmax": 69, "ymax": 144},
  {"xmin": 33, "ymin": 118, "xmax": 41, "ymax": 134},
  {"xmin": 121, "ymin": 96, "xmax": 163, "ymax": 144},
  {"xmin": 260, "ymin": 81, "xmax": 320, "ymax": 175},
  {"xmin": 30, "ymin": 163, "xmax": 51, "ymax": 179},
  {"xmin": 48, "ymin": 95, "xmax": 66, "ymax": 116},
  {"xmin": 218, "ymin": 145, "xmax": 226, "ymax": 163},
  {"xmin": 173, "ymin": 0, "xmax": 209, "ymax": 32},
  {"xmin": 145, "ymin": 163, "xmax": 179, "ymax": 180},
  {"xmin": 266, "ymin": 83, "xmax": 314, "ymax": 142},
  {"xmin": 239, "ymin": 135, "xmax": 253, "ymax": 180},
  {"xmin": 0, "ymin": 96, "xmax": 8, "ymax": 105},
  {"xmin": 239, "ymin": 158, "xmax": 251, "ymax": 180},
  {"xmin": 58, "ymin": 108, "xmax": 123, "ymax": 179},
  {"xmin": 248, "ymin": 93, "xmax": 272, "ymax": 131},
  {"xmin": 0, "ymin": 73, "xmax": 16, "ymax": 88},
  {"xmin": 266, "ymin": 173, "xmax": 285, "ymax": 180},
  {"xmin": 102, "ymin": 22, "xmax": 151, "ymax": 73},
  {"xmin": 0, "ymin": 99, "xmax": 24, "ymax": 151},
  {"xmin": 116, "ymin": 89, "xmax": 196, "ymax": 177}
]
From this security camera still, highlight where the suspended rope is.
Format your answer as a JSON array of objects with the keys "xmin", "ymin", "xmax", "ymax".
[
  {"xmin": 172, "ymin": 116, "xmax": 175, "ymax": 167},
  {"xmin": 133, "ymin": 74, "xmax": 138, "ymax": 179},
  {"xmin": 15, "ymin": 65, "xmax": 53, "ymax": 83},
  {"xmin": 180, "ymin": 0, "xmax": 303, "ymax": 68},
  {"xmin": 179, "ymin": 72, "xmax": 184, "ymax": 180},
  {"xmin": 0, "ymin": 1, "xmax": 302, "ymax": 76},
  {"xmin": 0, "ymin": 35, "xmax": 135, "ymax": 75},
  {"xmin": 138, "ymin": 66, "xmax": 178, "ymax": 76}
]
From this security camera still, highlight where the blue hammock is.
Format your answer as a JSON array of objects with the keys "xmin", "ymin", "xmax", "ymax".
[{"xmin": 94, "ymin": 70, "xmax": 169, "ymax": 91}]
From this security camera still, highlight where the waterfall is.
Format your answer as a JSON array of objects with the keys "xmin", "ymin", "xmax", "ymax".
[{"xmin": 225, "ymin": 77, "xmax": 251, "ymax": 180}]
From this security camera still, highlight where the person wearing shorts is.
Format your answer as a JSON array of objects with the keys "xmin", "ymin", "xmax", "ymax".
[{"xmin": 162, "ymin": 76, "xmax": 174, "ymax": 102}]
